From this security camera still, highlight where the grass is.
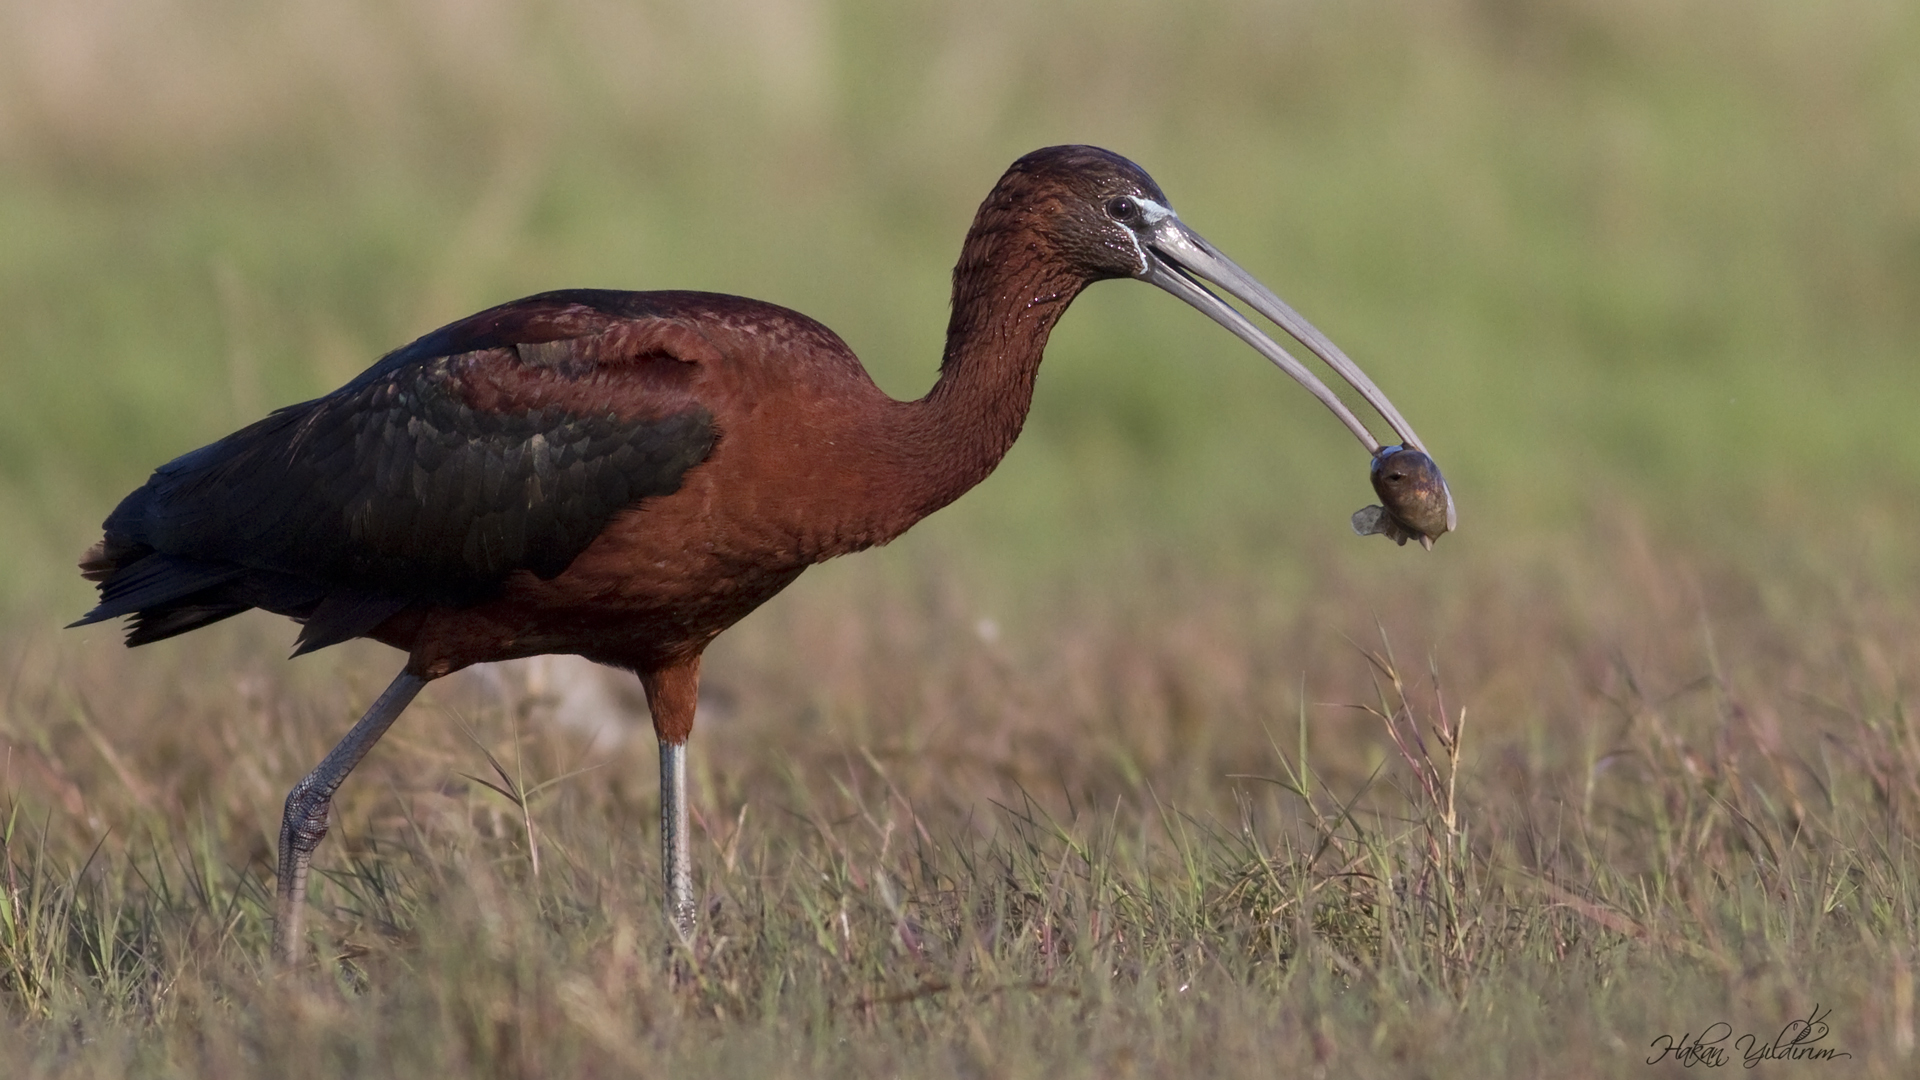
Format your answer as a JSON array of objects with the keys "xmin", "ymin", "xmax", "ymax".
[
  {"xmin": 3, "ymin": 0, "xmax": 1920, "ymax": 1075},
  {"xmin": 8, "ymin": 527, "xmax": 1919, "ymax": 1075}
]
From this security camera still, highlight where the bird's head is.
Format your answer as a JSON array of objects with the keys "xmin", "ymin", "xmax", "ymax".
[
  {"xmin": 974, "ymin": 145, "xmax": 1452, "ymax": 543},
  {"xmin": 985, "ymin": 145, "xmax": 1175, "ymax": 281}
]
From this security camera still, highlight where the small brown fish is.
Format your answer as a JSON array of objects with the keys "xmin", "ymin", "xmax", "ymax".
[{"xmin": 1351, "ymin": 445, "xmax": 1455, "ymax": 550}]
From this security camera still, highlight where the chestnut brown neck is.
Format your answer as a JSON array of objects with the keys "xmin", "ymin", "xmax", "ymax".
[{"xmin": 871, "ymin": 209, "xmax": 1093, "ymax": 532}]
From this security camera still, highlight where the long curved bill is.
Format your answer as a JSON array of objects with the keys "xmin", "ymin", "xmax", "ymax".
[
  {"xmin": 1136, "ymin": 208, "xmax": 1422, "ymax": 453},
  {"xmin": 1133, "ymin": 203, "xmax": 1455, "ymax": 534}
]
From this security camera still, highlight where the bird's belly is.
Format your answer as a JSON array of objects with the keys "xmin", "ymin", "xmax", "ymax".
[
  {"xmin": 381, "ymin": 412, "xmax": 913, "ymax": 678},
  {"xmin": 390, "ymin": 488, "xmax": 815, "ymax": 677}
]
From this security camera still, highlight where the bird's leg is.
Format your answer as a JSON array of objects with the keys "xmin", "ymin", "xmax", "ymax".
[
  {"xmin": 274, "ymin": 669, "xmax": 427, "ymax": 966},
  {"xmin": 640, "ymin": 659, "xmax": 701, "ymax": 945},
  {"xmin": 659, "ymin": 738, "xmax": 694, "ymax": 942}
]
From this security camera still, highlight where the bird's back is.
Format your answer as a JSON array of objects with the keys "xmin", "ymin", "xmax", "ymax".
[{"xmin": 74, "ymin": 288, "xmax": 862, "ymax": 656}]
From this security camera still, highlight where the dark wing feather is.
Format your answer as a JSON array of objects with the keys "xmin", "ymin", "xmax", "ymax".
[{"xmin": 75, "ymin": 290, "xmax": 722, "ymax": 649}]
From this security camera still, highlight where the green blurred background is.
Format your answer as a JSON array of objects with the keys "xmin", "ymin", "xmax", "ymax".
[{"xmin": 3, "ymin": 0, "xmax": 1917, "ymax": 618}]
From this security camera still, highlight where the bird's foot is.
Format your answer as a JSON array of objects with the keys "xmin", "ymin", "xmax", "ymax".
[{"xmin": 273, "ymin": 781, "xmax": 334, "ymax": 965}]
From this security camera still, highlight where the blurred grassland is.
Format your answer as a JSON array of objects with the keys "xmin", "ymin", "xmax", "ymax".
[
  {"xmin": 4, "ymin": 0, "xmax": 1920, "ymax": 1076},
  {"xmin": 3, "ymin": 0, "xmax": 1918, "ymax": 607}
]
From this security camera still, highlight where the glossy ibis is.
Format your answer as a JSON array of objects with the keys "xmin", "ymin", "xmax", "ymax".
[{"xmin": 73, "ymin": 145, "xmax": 1446, "ymax": 962}]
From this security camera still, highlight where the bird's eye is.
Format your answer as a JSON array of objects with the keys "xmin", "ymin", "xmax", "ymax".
[{"xmin": 1105, "ymin": 196, "xmax": 1137, "ymax": 221}]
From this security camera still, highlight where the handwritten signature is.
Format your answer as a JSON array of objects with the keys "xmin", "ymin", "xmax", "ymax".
[{"xmin": 1647, "ymin": 1005, "xmax": 1853, "ymax": 1067}]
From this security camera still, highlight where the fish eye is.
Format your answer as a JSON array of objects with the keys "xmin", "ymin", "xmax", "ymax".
[{"xmin": 1105, "ymin": 196, "xmax": 1138, "ymax": 221}]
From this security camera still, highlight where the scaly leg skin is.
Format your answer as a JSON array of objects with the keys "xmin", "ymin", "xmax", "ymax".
[
  {"xmin": 274, "ymin": 670, "xmax": 428, "ymax": 966},
  {"xmin": 660, "ymin": 737, "xmax": 695, "ymax": 944},
  {"xmin": 640, "ymin": 660, "xmax": 701, "ymax": 957}
]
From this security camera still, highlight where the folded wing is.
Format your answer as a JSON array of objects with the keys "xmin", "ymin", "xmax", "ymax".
[{"xmin": 74, "ymin": 290, "xmax": 722, "ymax": 653}]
